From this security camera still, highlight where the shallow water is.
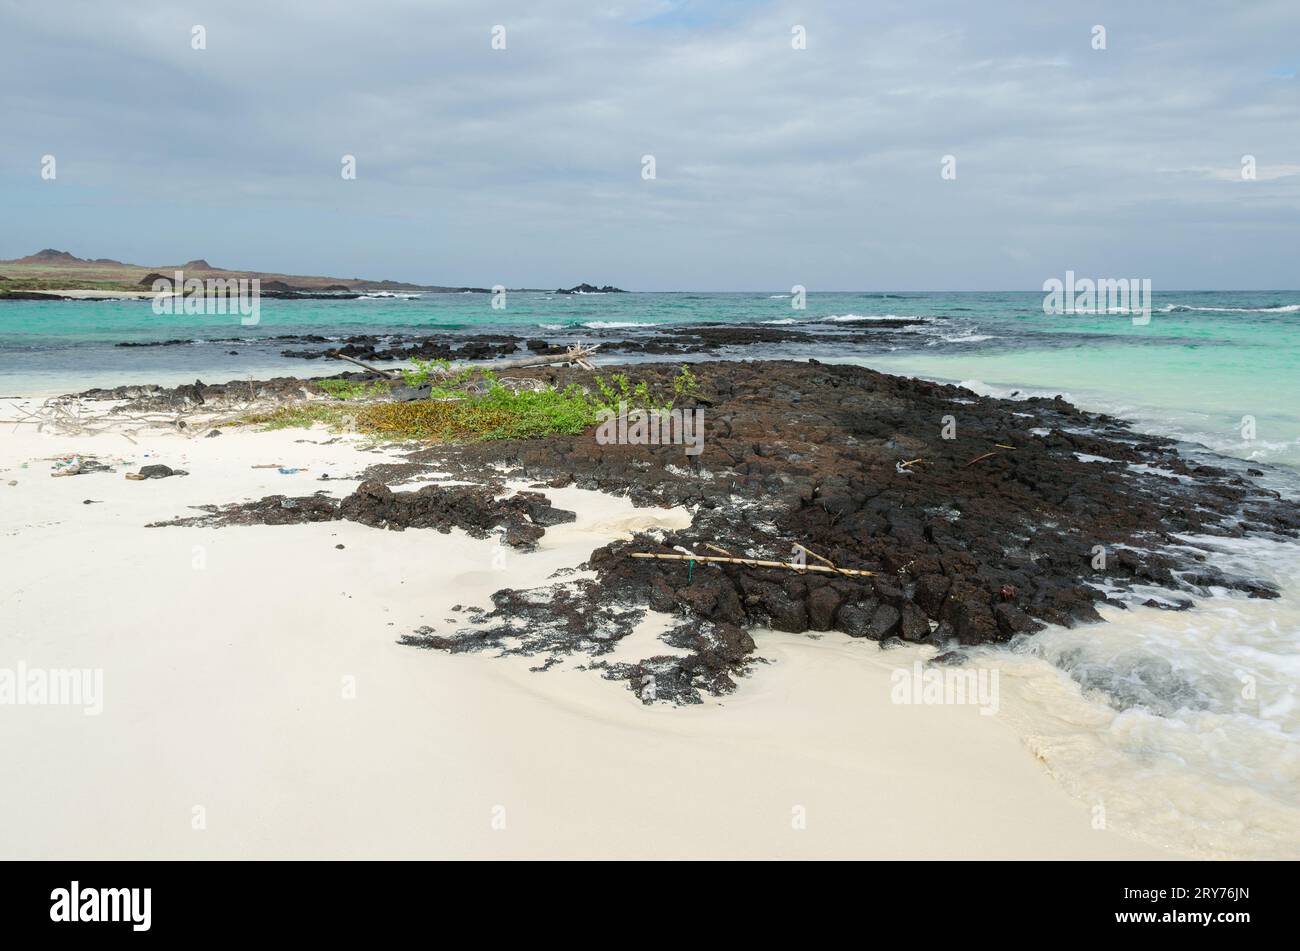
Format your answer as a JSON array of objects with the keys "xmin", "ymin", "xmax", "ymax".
[
  {"xmin": 3, "ymin": 290, "xmax": 1297, "ymax": 466},
  {"xmin": 979, "ymin": 531, "xmax": 1300, "ymax": 858}
]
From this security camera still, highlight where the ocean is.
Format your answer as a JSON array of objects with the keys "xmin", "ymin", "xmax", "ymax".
[
  {"xmin": 2, "ymin": 288, "xmax": 1298, "ymax": 856},
  {"xmin": 3, "ymin": 289, "xmax": 1298, "ymax": 469}
]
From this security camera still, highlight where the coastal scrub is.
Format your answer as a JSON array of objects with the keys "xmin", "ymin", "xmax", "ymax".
[{"xmin": 238, "ymin": 364, "xmax": 700, "ymax": 443}]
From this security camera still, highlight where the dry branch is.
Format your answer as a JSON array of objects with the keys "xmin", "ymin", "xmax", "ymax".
[
  {"xmin": 329, "ymin": 343, "xmax": 601, "ymax": 380},
  {"xmin": 329, "ymin": 353, "xmax": 402, "ymax": 378}
]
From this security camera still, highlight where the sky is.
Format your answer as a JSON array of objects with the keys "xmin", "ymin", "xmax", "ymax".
[{"xmin": 1, "ymin": 0, "xmax": 1298, "ymax": 290}]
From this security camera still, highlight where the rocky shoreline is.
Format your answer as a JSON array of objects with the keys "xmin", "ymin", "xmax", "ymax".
[
  {"xmin": 100, "ymin": 318, "xmax": 932, "ymax": 363},
  {"xmin": 122, "ymin": 359, "xmax": 1299, "ymax": 705}
]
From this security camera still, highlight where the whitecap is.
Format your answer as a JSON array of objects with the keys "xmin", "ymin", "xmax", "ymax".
[
  {"xmin": 822, "ymin": 313, "xmax": 933, "ymax": 323},
  {"xmin": 1165, "ymin": 303, "xmax": 1300, "ymax": 314}
]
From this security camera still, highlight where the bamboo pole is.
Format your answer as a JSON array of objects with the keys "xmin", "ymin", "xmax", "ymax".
[
  {"xmin": 629, "ymin": 552, "xmax": 874, "ymax": 576},
  {"xmin": 792, "ymin": 542, "xmax": 845, "ymax": 574}
]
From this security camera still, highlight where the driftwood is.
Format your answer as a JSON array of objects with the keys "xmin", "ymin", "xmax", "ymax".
[
  {"xmin": 330, "ymin": 352, "xmax": 402, "ymax": 378},
  {"xmin": 629, "ymin": 552, "xmax": 874, "ymax": 577},
  {"xmin": 1, "ymin": 388, "xmax": 286, "ymax": 441},
  {"xmin": 329, "ymin": 343, "xmax": 601, "ymax": 379},
  {"xmin": 458, "ymin": 344, "xmax": 600, "ymax": 374}
]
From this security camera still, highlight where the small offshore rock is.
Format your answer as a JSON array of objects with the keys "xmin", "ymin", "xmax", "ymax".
[{"xmin": 930, "ymin": 650, "xmax": 969, "ymax": 666}]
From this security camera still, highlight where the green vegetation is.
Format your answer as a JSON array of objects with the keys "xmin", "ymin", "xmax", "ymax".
[
  {"xmin": 236, "ymin": 404, "xmax": 347, "ymax": 431},
  {"xmin": 237, "ymin": 364, "xmax": 702, "ymax": 443},
  {"xmin": 399, "ymin": 357, "xmax": 454, "ymax": 387},
  {"xmin": 353, "ymin": 382, "xmax": 598, "ymax": 441},
  {"xmin": 316, "ymin": 378, "xmax": 393, "ymax": 401},
  {"xmin": 592, "ymin": 364, "xmax": 699, "ymax": 414}
]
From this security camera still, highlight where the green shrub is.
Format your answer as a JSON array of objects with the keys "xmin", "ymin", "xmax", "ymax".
[
  {"xmin": 316, "ymin": 378, "xmax": 392, "ymax": 401},
  {"xmin": 592, "ymin": 364, "xmax": 699, "ymax": 414},
  {"xmin": 239, "ymin": 364, "xmax": 702, "ymax": 443}
]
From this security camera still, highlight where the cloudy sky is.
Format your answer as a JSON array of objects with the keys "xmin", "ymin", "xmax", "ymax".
[{"xmin": 2, "ymin": 0, "xmax": 1297, "ymax": 289}]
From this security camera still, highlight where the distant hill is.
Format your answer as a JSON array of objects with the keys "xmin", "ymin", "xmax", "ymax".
[
  {"xmin": 0, "ymin": 249, "xmax": 488, "ymax": 294},
  {"xmin": 0, "ymin": 250, "xmax": 624, "ymax": 297},
  {"xmin": 17, "ymin": 249, "xmax": 86, "ymax": 265}
]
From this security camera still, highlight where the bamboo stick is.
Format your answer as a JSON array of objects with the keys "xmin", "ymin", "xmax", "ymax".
[
  {"xmin": 629, "ymin": 552, "xmax": 874, "ymax": 576},
  {"xmin": 793, "ymin": 542, "xmax": 843, "ymax": 573}
]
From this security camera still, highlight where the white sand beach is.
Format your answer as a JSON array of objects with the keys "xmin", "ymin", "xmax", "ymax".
[
  {"xmin": 0, "ymin": 400, "xmax": 1173, "ymax": 859},
  {"xmin": 22, "ymin": 289, "xmax": 167, "ymax": 300}
]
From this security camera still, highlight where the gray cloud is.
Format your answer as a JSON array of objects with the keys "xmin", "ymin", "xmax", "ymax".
[{"xmin": 2, "ymin": 0, "xmax": 1297, "ymax": 288}]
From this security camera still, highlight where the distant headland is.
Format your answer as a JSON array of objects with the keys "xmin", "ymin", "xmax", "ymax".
[{"xmin": 0, "ymin": 249, "xmax": 625, "ymax": 299}]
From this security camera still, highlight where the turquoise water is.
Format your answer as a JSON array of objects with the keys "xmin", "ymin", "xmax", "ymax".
[{"xmin": 2, "ymin": 289, "xmax": 1298, "ymax": 467}]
